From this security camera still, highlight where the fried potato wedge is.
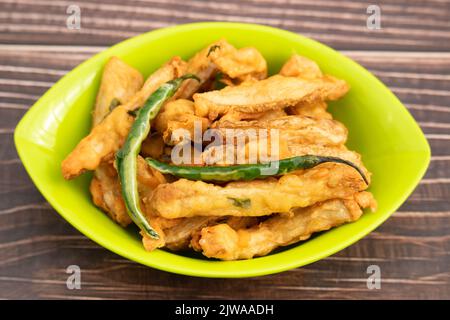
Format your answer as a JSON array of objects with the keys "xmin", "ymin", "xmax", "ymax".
[
  {"xmin": 61, "ymin": 57, "xmax": 186, "ymax": 179},
  {"xmin": 196, "ymin": 192, "xmax": 376, "ymax": 260},
  {"xmin": 150, "ymin": 162, "xmax": 367, "ymax": 219},
  {"xmin": 194, "ymin": 75, "xmax": 349, "ymax": 120}
]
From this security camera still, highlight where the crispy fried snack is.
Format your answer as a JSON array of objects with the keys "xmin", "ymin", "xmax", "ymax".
[
  {"xmin": 145, "ymin": 216, "xmax": 259, "ymax": 252},
  {"xmin": 213, "ymin": 109, "xmax": 287, "ymax": 124},
  {"xmin": 287, "ymin": 100, "xmax": 332, "ymax": 120},
  {"xmin": 194, "ymin": 75, "xmax": 349, "ymax": 120},
  {"xmin": 213, "ymin": 115, "xmax": 348, "ymax": 147},
  {"xmin": 200, "ymin": 134, "xmax": 291, "ymax": 166},
  {"xmin": 65, "ymin": 42, "xmax": 376, "ymax": 260},
  {"xmin": 90, "ymin": 156, "xmax": 166, "ymax": 227},
  {"xmin": 279, "ymin": 54, "xmax": 339, "ymax": 119},
  {"xmin": 150, "ymin": 162, "xmax": 367, "ymax": 219},
  {"xmin": 189, "ymin": 216, "xmax": 260, "ymax": 252},
  {"xmin": 174, "ymin": 40, "xmax": 225, "ymax": 99},
  {"xmin": 279, "ymin": 54, "xmax": 322, "ymax": 79},
  {"xmin": 92, "ymin": 57, "xmax": 144, "ymax": 126},
  {"xmin": 62, "ymin": 57, "xmax": 186, "ymax": 179},
  {"xmin": 256, "ymin": 109, "xmax": 288, "ymax": 121},
  {"xmin": 199, "ymin": 137, "xmax": 369, "ymax": 179},
  {"xmin": 89, "ymin": 57, "xmax": 142, "ymax": 226},
  {"xmin": 288, "ymin": 143, "xmax": 369, "ymax": 177},
  {"xmin": 141, "ymin": 133, "xmax": 165, "ymax": 159},
  {"xmin": 153, "ymin": 99, "xmax": 210, "ymax": 145},
  {"xmin": 195, "ymin": 192, "xmax": 376, "ymax": 260},
  {"xmin": 161, "ymin": 216, "xmax": 219, "ymax": 251},
  {"xmin": 175, "ymin": 39, "xmax": 267, "ymax": 99},
  {"xmin": 90, "ymin": 162, "xmax": 131, "ymax": 226},
  {"xmin": 211, "ymin": 44, "xmax": 267, "ymax": 82},
  {"xmin": 90, "ymin": 155, "xmax": 167, "ymax": 235}
]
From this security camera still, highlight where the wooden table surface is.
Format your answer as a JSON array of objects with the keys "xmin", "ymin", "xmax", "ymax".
[{"xmin": 1, "ymin": 0, "xmax": 449, "ymax": 300}]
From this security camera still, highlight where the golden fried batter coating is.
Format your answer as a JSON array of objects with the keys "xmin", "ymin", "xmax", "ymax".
[
  {"xmin": 212, "ymin": 45, "xmax": 267, "ymax": 82},
  {"xmin": 214, "ymin": 109, "xmax": 287, "ymax": 123},
  {"xmin": 200, "ymin": 134, "xmax": 290, "ymax": 166},
  {"xmin": 141, "ymin": 215, "xmax": 224, "ymax": 252},
  {"xmin": 174, "ymin": 39, "xmax": 267, "ymax": 99},
  {"xmin": 62, "ymin": 57, "xmax": 186, "ymax": 179},
  {"xmin": 213, "ymin": 115, "xmax": 348, "ymax": 147},
  {"xmin": 93, "ymin": 57, "xmax": 144, "ymax": 126},
  {"xmin": 153, "ymin": 99, "xmax": 210, "ymax": 145},
  {"xmin": 199, "ymin": 137, "xmax": 369, "ymax": 179},
  {"xmin": 89, "ymin": 57, "xmax": 142, "ymax": 226},
  {"xmin": 288, "ymin": 143, "xmax": 370, "ymax": 179},
  {"xmin": 67, "ymin": 44, "xmax": 375, "ymax": 259},
  {"xmin": 90, "ymin": 163, "xmax": 131, "ymax": 227},
  {"xmin": 174, "ymin": 40, "xmax": 227, "ymax": 99},
  {"xmin": 256, "ymin": 109, "xmax": 288, "ymax": 121},
  {"xmin": 194, "ymin": 75, "xmax": 349, "ymax": 120},
  {"xmin": 288, "ymin": 100, "xmax": 332, "ymax": 120},
  {"xmin": 222, "ymin": 216, "xmax": 260, "ymax": 230},
  {"xmin": 279, "ymin": 54, "xmax": 322, "ymax": 79},
  {"xmin": 196, "ymin": 193, "xmax": 376, "ymax": 260},
  {"xmin": 154, "ymin": 99, "xmax": 195, "ymax": 132},
  {"xmin": 90, "ymin": 156, "xmax": 166, "ymax": 227},
  {"xmin": 279, "ymin": 54, "xmax": 338, "ymax": 119},
  {"xmin": 150, "ymin": 162, "xmax": 367, "ymax": 219},
  {"xmin": 141, "ymin": 133, "xmax": 165, "ymax": 159},
  {"xmin": 163, "ymin": 216, "xmax": 220, "ymax": 251}
]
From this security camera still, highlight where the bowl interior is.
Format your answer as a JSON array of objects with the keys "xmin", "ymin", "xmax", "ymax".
[{"xmin": 14, "ymin": 22, "xmax": 430, "ymax": 278}]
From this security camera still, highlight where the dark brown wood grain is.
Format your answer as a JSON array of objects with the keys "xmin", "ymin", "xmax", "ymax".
[
  {"xmin": 0, "ymin": 0, "xmax": 449, "ymax": 50},
  {"xmin": 0, "ymin": 0, "xmax": 449, "ymax": 300}
]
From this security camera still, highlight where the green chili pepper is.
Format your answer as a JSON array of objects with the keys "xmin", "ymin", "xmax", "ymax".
[
  {"xmin": 145, "ymin": 155, "xmax": 369, "ymax": 185},
  {"xmin": 116, "ymin": 74, "xmax": 199, "ymax": 239}
]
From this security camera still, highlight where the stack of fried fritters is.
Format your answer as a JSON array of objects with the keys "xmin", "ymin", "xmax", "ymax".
[{"xmin": 62, "ymin": 40, "xmax": 376, "ymax": 260}]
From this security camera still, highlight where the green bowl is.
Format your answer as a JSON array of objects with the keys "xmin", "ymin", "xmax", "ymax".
[{"xmin": 14, "ymin": 22, "xmax": 430, "ymax": 278}]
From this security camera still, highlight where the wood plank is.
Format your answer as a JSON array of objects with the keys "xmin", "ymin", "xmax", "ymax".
[
  {"xmin": 0, "ymin": 46, "xmax": 449, "ymax": 299},
  {"xmin": 1, "ymin": 46, "xmax": 449, "ymax": 123},
  {"xmin": 0, "ymin": 208, "xmax": 449, "ymax": 299},
  {"xmin": 0, "ymin": 0, "xmax": 449, "ymax": 50}
]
